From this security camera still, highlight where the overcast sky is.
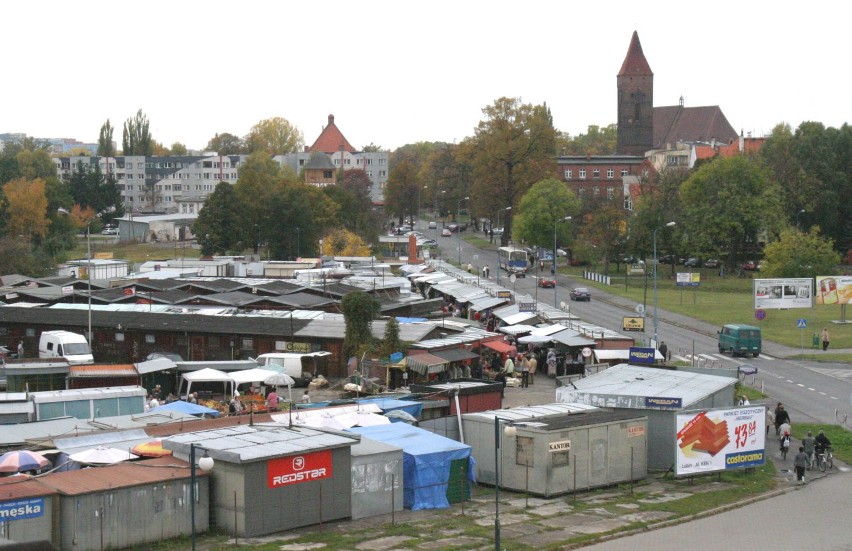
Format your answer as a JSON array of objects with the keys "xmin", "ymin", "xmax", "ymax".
[{"xmin": 3, "ymin": 1, "xmax": 849, "ymax": 152}]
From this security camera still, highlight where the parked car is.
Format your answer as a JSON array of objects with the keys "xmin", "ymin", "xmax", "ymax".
[
  {"xmin": 447, "ymin": 224, "xmax": 459, "ymax": 233},
  {"xmin": 684, "ymin": 257, "xmax": 701, "ymax": 267},
  {"xmin": 741, "ymin": 260, "xmax": 758, "ymax": 271},
  {"xmin": 569, "ymin": 287, "xmax": 591, "ymax": 301},
  {"xmin": 492, "ymin": 227, "xmax": 504, "ymax": 235},
  {"xmin": 659, "ymin": 254, "xmax": 676, "ymax": 264},
  {"xmin": 101, "ymin": 227, "xmax": 118, "ymax": 236},
  {"xmin": 622, "ymin": 255, "xmax": 636, "ymax": 264},
  {"xmin": 428, "ymin": 221, "xmax": 437, "ymax": 229},
  {"xmin": 441, "ymin": 228, "xmax": 452, "ymax": 237},
  {"xmin": 704, "ymin": 259, "xmax": 721, "ymax": 268},
  {"xmin": 538, "ymin": 277, "xmax": 555, "ymax": 288}
]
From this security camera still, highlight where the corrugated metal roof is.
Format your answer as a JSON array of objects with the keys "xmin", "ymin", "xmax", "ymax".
[
  {"xmin": 163, "ymin": 423, "xmax": 358, "ymax": 464},
  {"xmin": 0, "ymin": 475, "xmax": 57, "ymax": 500},
  {"xmin": 69, "ymin": 364, "xmax": 137, "ymax": 378},
  {"xmin": 463, "ymin": 402, "xmax": 600, "ymax": 423},
  {"xmin": 37, "ymin": 456, "xmax": 200, "ymax": 495},
  {"xmin": 54, "ymin": 429, "xmax": 151, "ymax": 455},
  {"xmin": 431, "ymin": 348, "xmax": 479, "ymax": 362}
]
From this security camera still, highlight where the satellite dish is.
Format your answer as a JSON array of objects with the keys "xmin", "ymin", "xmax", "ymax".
[{"xmin": 635, "ymin": 304, "xmax": 645, "ymax": 314}]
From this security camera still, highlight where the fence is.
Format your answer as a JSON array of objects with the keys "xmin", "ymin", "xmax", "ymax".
[{"xmin": 583, "ymin": 271, "xmax": 611, "ymax": 285}]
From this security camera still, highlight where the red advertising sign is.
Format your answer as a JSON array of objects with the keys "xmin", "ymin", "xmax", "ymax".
[{"xmin": 267, "ymin": 450, "xmax": 333, "ymax": 488}]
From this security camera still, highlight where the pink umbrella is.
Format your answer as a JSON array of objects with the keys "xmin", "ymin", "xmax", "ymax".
[{"xmin": 0, "ymin": 450, "xmax": 50, "ymax": 473}]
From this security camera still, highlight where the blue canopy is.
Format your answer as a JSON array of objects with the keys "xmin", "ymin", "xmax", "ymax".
[
  {"xmin": 153, "ymin": 401, "xmax": 220, "ymax": 417},
  {"xmin": 348, "ymin": 423, "xmax": 473, "ymax": 511},
  {"xmin": 359, "ymin": 398, "xmax": 423, "ymax": 419}
]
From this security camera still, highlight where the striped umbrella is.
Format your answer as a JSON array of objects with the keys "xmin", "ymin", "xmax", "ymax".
[
  {"xmin": 0, "ymin": 450, "xmax": 51, "ymax": 473},
  {"xmin": 131, "ymin": 440, "xmax": 173, "ymax": 458}
]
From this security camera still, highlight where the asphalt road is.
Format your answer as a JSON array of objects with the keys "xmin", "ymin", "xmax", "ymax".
[{"xmin": 434, "ymin": 231, "xmax": 852, "ymax": 428}]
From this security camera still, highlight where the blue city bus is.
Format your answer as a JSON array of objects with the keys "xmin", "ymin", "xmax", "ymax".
[{"xmin": 498, "ymin": 246, "xmax": 529, "ymax": 277}]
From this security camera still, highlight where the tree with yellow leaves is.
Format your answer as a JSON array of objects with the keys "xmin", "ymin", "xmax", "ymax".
[
  {"xmin": 2, "ymin": 178, "xmax": 50, "ymax": 240},
  {"xmin": 321, "ymin": 228, "xmax": 371, "ymax": 257}
]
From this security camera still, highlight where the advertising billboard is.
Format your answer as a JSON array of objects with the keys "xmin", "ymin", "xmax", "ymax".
[
  {"xmin": 815, "ymin": 276, "xmax": 852, "ymax": 305},
  {"xmin": 676, "ymin": 273, "xmax": 700, "ymax": 287},
  {"xmin": 754, "ymin": 278, "xmax": 812, "ymax": 309},
  {"xmin": 267, "ymin": 450, "xmax": 333, "ymax": 488},
  {"xmin": 675, "ymin": 406, "xmax": 766, "ymax": 476}
]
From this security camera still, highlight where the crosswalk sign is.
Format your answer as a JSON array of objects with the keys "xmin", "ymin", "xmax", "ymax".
[{"xmin": 796, "ymin": 319, "xmax": 807, "ymax": 328}]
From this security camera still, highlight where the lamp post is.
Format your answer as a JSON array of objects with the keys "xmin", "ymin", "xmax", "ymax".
[
  {"xmin": 653, "ymin": 221, "xmax": 676, "ymax": 347},
  {"xmin": 553, "ymin": 216, "xmax": 572, "ymax": 307},
  {"xmin": 457, "ymin": 196, "xmax": 469, "ymax": 265},
  {"xmin": 795, "ymin": 208, "xmax": 806, "ymax": 229},
  {"xmin": 418, "ymin": 185, "xmax": 427, "ymax": 231},
  {"xmin": 190, "ymin": 443, "xmax": 215, "ymax": 551},
  {"xmin": 494, "ymin": 417, "xmax": 516, "ymax": 551}
]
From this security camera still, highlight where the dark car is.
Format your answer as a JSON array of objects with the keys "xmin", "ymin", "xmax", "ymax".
[
  {"xmin": 570, "ymin": 287, "xmax": 591, "ymax": 301},
  {"xmin": 704, "ymin": 259, "xmax": 721, "ymax": 268},
  {"xmin": 538, "ymin": 277, "xmax": 555, "ymax": 288}
]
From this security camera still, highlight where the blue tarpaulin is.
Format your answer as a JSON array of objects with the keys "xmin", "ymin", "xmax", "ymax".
[
  {"xmin": 359, "ymin": 398, "xmax": 423, "ymax": 419},
  {"xmin": 348, "ymin": 423, "xmax": 473, "ymax": 511},
  {"xmin": 153, "ymin": 401, "xmax": 220, "ymax": 417}
]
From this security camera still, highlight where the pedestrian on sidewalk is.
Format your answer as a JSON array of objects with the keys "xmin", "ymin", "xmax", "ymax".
[
  {"xmin": 527, "ymin": 353, "xmax": 537, "ymax": 385},
  {"xmin": 802, "ymin": 431, "xmax": 816, "ymax": 469},
  {"xmin": 821, "ymin": 327, "xmax": 830, "ymax": 351},
  {"xmin": 774, "ymin": 403, "xmax": 790, "ymax": 435},
  {"xmin": 794, "ymin": 446, "xmax": 809, "ymax": 484},
  {"xmin": 766, "ymin": 408, "xmax": 775, "ymax": 436},
  {"xmin": 519, "ymin": 354, "xmax": 530, "ymax": 388}
]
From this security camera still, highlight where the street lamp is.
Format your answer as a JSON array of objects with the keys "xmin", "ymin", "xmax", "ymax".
[
  {"xmin": 495, "ymin": 206, "xmax": 511, "ymax": 283},
  {"xmin": 190, "ymin": 443, "xmax": 215, "ymax": 551},
  {"xmin": 418, "ymin": 185, "xmax": 427, "ymax": 231},
  {"xmin": 795, "ymin": 209, "xmax": 806, "ymax": 230},
  {"xmin": 553, "ymin": 216, "xmax": 572, "ymax": 306},
  {"xmin": 457, "ymin": 196, "xmax": 469, "ymax": 265},
  {"xmin": 653, "ymin": 221, "xmax": 676, "ymax": 347},
  {"xmin": 494, "ymin": 417, "xmax": 516, "ymax": 551}
]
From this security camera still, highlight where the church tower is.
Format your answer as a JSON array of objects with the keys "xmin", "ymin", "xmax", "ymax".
[{"xmin": 617, "ymin": 32, "xmax": 654, "ymax": 156}]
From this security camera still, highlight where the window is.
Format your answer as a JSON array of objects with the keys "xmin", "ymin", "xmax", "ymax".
[
  {"xmin": 379, "ymin": 170, "xmax": 386, "ymax": 177},
  {"xmin": 241, "ymin": 338, "xmax": 254, "ymax": 350},
  {"xmin": 578, "ymin": 188, "xmax": 586, "ymax": 196},
  {"xmin": 579, "ymin": 169, "xmax": 586, "ymax": 180},
  {"xmin": 607, "ymin": 187, "xmax": 615, "ymax": 199},
  {"xmin": 333, "ymin": 159, "xmax": 340, "ymax": 165},
  {"xmin": 323, "ymin": 170, "xmax": 333, "ymax": 178},
  {"xmin": 378, "ymin": 158, "xmax": 386, "ymax": 165},
  {"xmin": 593, "ymin": 186, "xmax": 600, "ymax": 195},
  {"xmin": 607, "ymin": 169, "xmax": 614, "ymax": 179},
  {"xmin": 203, "ymin": 173, "xmax": 211, "ymax": 179},
  {"xmin": 564, "ymin": 169, "xmax": 573, "ymax": 179},
  {"xmin": 145, "ymin": 334, "xmax": 156, "ymax": 344},
  {"xmin": 365, "ymin": 158, "xmax": 373, "ymax": 165},
  {"xmin": 621, "ymin": 169, "xmax": 628, "ymax": 177},
  {"xmin": 137, "ymin": 163, "xmax": 144, "ymax": 169},
  {"xmin": 115, "ymin": 333, "xmax": 125, "ymax": 342},
  {"xmin": 299, "ymin": 159, "xmax": 305, "ymax": 166},
  {"xmin": 593, "ymin": 169, "xmax": 600, "ymax": 179}
]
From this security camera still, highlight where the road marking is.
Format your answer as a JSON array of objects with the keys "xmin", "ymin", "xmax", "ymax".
[
  {"xmin": 787, "ymin": 380, "xmax": 794, "ymax": 383},
  {"xmin": 797, "ymin": 383, "xmax": 805, "ymax": 387},
  {"xmin": 831, "ymin": 396, "xmax": 838, "ymax": 400},
  {"xmin": 819, "ymin": 392, "xmax": 827, "ymax": 395},
  {"xmin": 808, "ymin": 387, "xmax": 815, "ymax": 391},
  {"xmin": 758, "ymin": 353, "xmax": 775, "ymax": 360}
]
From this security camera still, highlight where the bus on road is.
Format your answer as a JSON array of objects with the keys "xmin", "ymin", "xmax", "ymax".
[{"xmin": 498, "ymin": 246, "xmax": 529, "ymax": 276}]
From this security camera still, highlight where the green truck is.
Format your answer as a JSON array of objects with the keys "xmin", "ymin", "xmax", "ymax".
[{"xmin": 718, "ymin": 323, "xmax": 761, "ymax": 357}]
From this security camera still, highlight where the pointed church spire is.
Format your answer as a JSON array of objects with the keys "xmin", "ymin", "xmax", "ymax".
[{"xmin": 618, "ymin": 31, "xmax": 653, "ymax": 76}]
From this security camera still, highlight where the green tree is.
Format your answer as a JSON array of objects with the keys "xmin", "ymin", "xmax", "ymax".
[
  {"xmin": 680, "ymin": 156, "xmax": 782, "ymax": 272},
  {"xmin": 192, "ymin": 182, "xmax": 245, "ymax": 256},
  {"xmin": 340, "ymin": 291, "xmax": 380, "ymax": 360},
  {"xmin": 170, "ymin": 142, "xmax": 188, "ymax": 156},
  {"xmin": 761, "ymin": 227, "xmax": 840, "ymax": 278},
  {"xmin": 557, "ymin": 124, "xmax": 617, "ymax": 156},
  {"xmin": 362, "ymin": 143, "xmax": 383, "ymax": 152},
  {"xmin": 68, "ymin": 161, "xmax": 124, "ymax": 222},
  {"xmin": 122, "ymin": 109, "xmax": 154, "ymax": 155},
  {"xmin": 234, "ymin": 152, "xmax": 289, "ymax": 251},
  {"xmin": 245, "ymin": 117, "xmax": 304, "ymax": 154},
  {"xmin": 206, "ymin": 132, "xmax": 245, "ymax": 155},
  {"xmin": 97, "ymin": 119, "xmax": 116, "ymax": 157},
  {"xmin": 513, "ymin": 178, "xmax": 581, "ymax": 252},
  {"xmin": 384, "ymin": 151, "xmax": 421, "ymax": 226},
  {"xmin": 265, "ymin": 182, "xmax": 338, "ymax": 259},
  {"xmin": 629, "ymin": 168, "xmax": 690, "ymax": 271},
  {"xmin": 377, "ymin": 317, "xmax": 404, "ymax": 360},
  {"xmin": 327, "ymin": 169, "xmax": 379, "ymax": 244},
  {"xmin": 467, "ymin": 97, "xmax": 557, "ymax": 245},
  {"xmin": 579, "ymin": 200, "xmax": 628, "ymax": 275},
  {"xmin": 0, "ymin": 236, "xmax": 51, "ymax": 277}
]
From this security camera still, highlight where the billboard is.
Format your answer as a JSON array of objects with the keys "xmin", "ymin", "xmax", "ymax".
[
  {"xmin": 753, "ymin": 278, "xmax": 812, "ymax": 309},
  {"xmin": 676, "ymin": 273, "xmax": 700, "ymax": 287},
  {"xmin": 815, "ymin": 276, "xmax": 852, "ymax": 305},
  {"xmin": 267, "ymin": 450, "xmax": 333, "ymax": 488},
  {"xmin": 675, "ymin": 406, "xmax": 766, "ymax": 476}
]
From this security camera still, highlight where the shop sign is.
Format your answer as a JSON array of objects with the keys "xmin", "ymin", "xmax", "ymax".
[{"xmin": 268, "ymin": 450, "xmax": 333, "ymax": 488}]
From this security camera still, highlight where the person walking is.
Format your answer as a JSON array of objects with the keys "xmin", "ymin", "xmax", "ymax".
[
  {"xmin": 802, "ymin": 431, "xmax": 816, "ymax": 469},
  {"xmin": 821, "ymin": 327, "xmax": 830, "ymax": 351},
  {"xmin": 765, "ymin": 407, "xmax": 775, "ymax": 436},
  {"xmin": 503, "ymin": 355, "xmax": 515, "ymax": 378},
  {"xmin": 774, "ymin": 403, "xmax": 790, "ymax": 435},
  {"xmin": 793, "ymin": 446, "xmax": 809, "ymax": 484},
  {"xmin": 737, "ymin": 395, "xmax": 750, "ymax": 406},
  {"xmin": 519, "ymin": 354, "xmax": 530, "ymax": 388},
  {"xmin": 527, "ymin": 353, "xmax": 537, "ymax": 385},
  {"xmin": 266, "ymin": 388, "xmax": 279, "ymax": 411}
]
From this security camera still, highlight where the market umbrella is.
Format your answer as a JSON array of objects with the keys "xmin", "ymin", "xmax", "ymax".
[
  {"xmin": 130, "ymin": 440, "xmax": 173, "ymax": 458},
  {"xmin": 69, "ymin": 446, "xmax": 137, "ymax": 466},
  {"xmin": 0, "ymin": 450, "xmax": 51, "ymax": 473},
  {"xmin": 263, "ymin": 372, "xmax": 296, "ymax": 402}
]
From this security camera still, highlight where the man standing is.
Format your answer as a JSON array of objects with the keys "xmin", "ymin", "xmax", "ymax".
[
  {"xmin": 527, "ymin": 353, "xmax": 537, "ymax": 385},
  {"xmin": 821, "ymin": 327, "xmax": 830, "ymax": 351},
  {"xmin": 793, "ymin": 446, "xmax": 809, "ymax": 485},
  {"xmin": 802, "ymin": 431, "xmax": 816, "ymax": 468},
  {"xmin": 519, "ymin": 354, "xmax": 530, "ymax": 388},
  {"xmin": 504, "ymin": 355, "xmax": 515, "ymax": 378}
]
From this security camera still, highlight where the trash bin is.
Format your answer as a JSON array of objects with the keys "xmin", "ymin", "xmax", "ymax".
[{"xmin": 812, "ymin": 334, "xmax": 820, "ymax": 349}]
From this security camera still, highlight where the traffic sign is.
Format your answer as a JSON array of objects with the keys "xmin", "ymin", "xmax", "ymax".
[
  {"xmin": 754, "ymin": 309, "xmax": 766, "ymax": 320},
  {"xmin": 796, "ymin": 318, "xmax": 807, "ymax": 329}
]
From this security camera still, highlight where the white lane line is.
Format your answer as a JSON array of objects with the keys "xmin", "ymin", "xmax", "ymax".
[
  {"xmin": 831, "ymin": 396, "xmax": 838, "ymax": 400},
  {"xmin": 819, "ymin": 392, "xmax": 827, "ymax": 395},
  {"xmin": 787, "ymin": 380, "xmax": 794, "ymax": 383},
  {"xmin": 797, "ymin": 383, "xmax": 805, "ymax": 387},
  {"xmin": 808, "ymin": 387, "xmax": 815, "ymax": 391},
  {"xmin": 758, "ymin": 354, "xmax": 774, "ymax": 360}
]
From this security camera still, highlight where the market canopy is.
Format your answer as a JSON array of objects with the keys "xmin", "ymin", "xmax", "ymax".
[
  {"xmin": 432, "ymin": 348, "xmax": 479, "ymax": 362},
  {"xmin": 230, "ymin": 368, "xmax": 278, "ymax": 385},
  {"xmin": 481, "ymin": 340, "xmax": 515, "ymax": 354},
  {"xmin": 405, "ymin": 353, "xmax": 449, "ymax": 375},
  {"xmin": 499, "ymin": 324, "xmax": 537, "ymax": 336}
]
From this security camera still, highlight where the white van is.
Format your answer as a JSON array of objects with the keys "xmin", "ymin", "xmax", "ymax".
[
  {"xmin": 255, "ymin": 351, "xmax": 331, "ymax": 386},
  {"xmin": 38, "ymin": 331, "xmax": 94, "ymax": 365}
]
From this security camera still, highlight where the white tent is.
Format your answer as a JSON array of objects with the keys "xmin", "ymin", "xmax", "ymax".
[
  {"xmin": 180, "ymin": 368, "xmax": 236, "ymax": 399},
  {"xmin": 229, "ymin": 368, "xmax": 278, "ymax": 385}
]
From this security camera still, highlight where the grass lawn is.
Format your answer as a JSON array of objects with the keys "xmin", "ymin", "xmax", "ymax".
[
  {"xmin": 68, "ymin": 238, "xmax": 203, "ymax": 265},
  {"xmin": 792, "ymin": 424, "xmax": 852, "ymax": 465},
  {"xmin": 564, "ymin": 264, "xmax": 852, "ymax": 354}
]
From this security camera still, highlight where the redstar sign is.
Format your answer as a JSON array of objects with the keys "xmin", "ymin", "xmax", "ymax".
[{"xmin": 267, "ymin": 450, "xmax": 333, "ymax": 488}]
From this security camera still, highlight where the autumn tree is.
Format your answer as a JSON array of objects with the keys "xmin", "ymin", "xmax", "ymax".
[
  {"xmin": 97, "ymin": 120, "xmax": 116, "ymax": 157},
  {"xmin": 68, "ymin": 161, "xmax": 124, "ymax": 222},
  {"xmin": 244, "ymin": 117, "xmax": 304, "ymax": 154},
  {"xmin": 579, "ymin": 199, "xmax": 628, "ymax": 275},
  {"xmin": 326, "ymin": 169, "xmax": 379, "ymax": 244},
  {"xmin": 322, "ymin": 228, "xmax": 371, "ymax": 257},
  {"xmin": 3, "ymin": 178, "xmax": 50, "ymax": 240},
  {"xmin": 556, "ymin": 124, "xmax": 618, "ymax": 156},
  {"xmin": 0, "ymin": 236, "xmax": 52, "ymax": 277},
  {"xmin": 384, "ymin": 150, "xmax": 421, "ymax": 226},
  {"xmin": 170, "ymin": 142, "xmax": 188, "ymax": 156},
  {"xmin": 206, "ymin": 132, "xmax": 245, "ymax": 155},
  {"xmin": 761, "ymin": 227, "xmax": 840, "ymax": 279},
  {"xmin": 513, "ymin": 178, "xmax": 581, "ymax": 253},
  {"xmin": 122, "ymin": 109, "xmax": 154, "ymax": 155},
  {"xmin": 467, "ymin": 97, "xmax": 557, "ymax": 245},
  {"xmin": 419, "ymin": 143, "xmax": 473, "ymax": 222}
]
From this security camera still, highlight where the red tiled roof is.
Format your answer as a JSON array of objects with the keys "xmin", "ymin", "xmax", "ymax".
[
  {"xmin": 694, "ymin": 145, "xmax": 717, "ymax": 160},
  {"xmin": 69, "ymin": 364, "xmax": 137, "ymax": 378},
  {"xmin": 0, "ymin": 475, "xmax": 57, "ymax": 500},
  {"xmin": 35, "ymin": 457, "xmax": 202, "ymax": 496},
  {"xmin": 308, "ymin": 114, "xmax": 356, "ymax": 154},
  {"xmin": 618, "ymin": 31, "xmax": 653, "ymax": 76},
  {"xmin": 653, "ymin": 106, "xmax": 738, "ymax": 149}
]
